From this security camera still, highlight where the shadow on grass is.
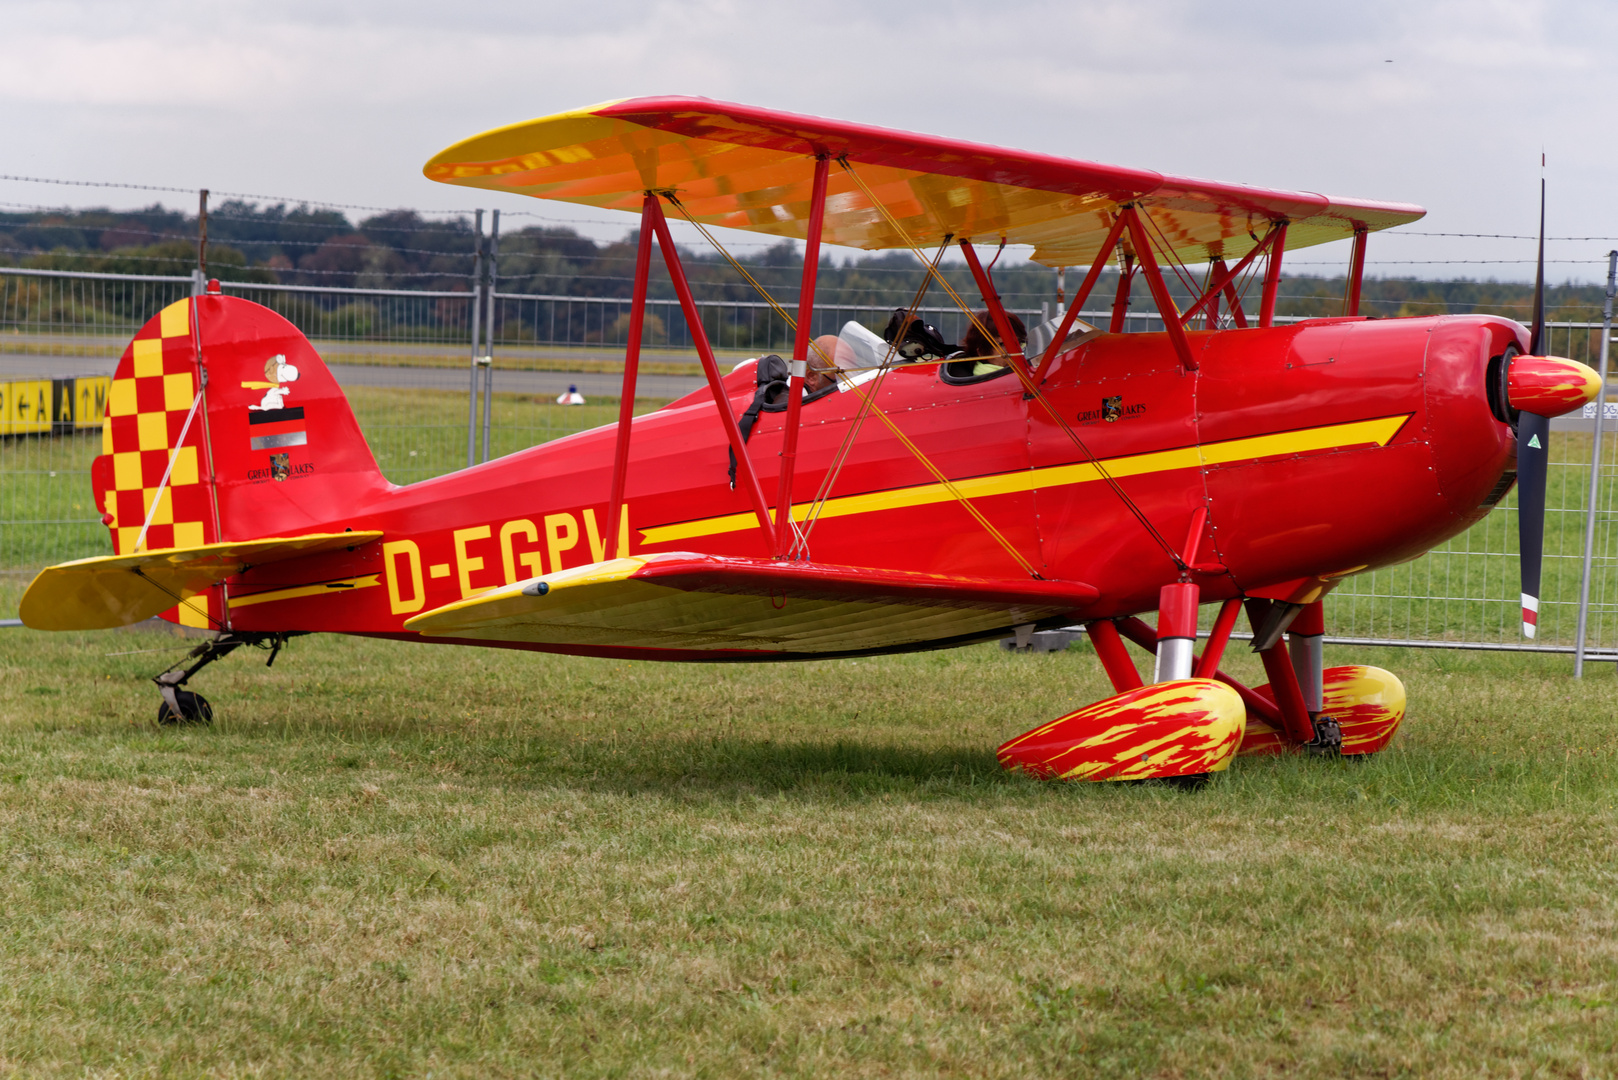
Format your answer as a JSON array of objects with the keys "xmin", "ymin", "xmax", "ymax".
[{"xmin": 554, "ymin": 733, "xmax": 1021, "ymax": 800}]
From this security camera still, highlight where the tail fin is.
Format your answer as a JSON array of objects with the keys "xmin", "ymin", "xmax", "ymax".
[{"xmin": 96, "ymin": 294, "xmax": 390, "ymax": 564}]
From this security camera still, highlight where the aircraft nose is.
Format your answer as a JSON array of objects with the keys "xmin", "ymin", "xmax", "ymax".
[{"xmin": 1507, "ymin": 354, "xmax": 1603, "ymax": 417}]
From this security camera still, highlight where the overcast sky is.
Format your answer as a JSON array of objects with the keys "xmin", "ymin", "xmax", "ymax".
[{"xmin": 2, "ymin": 0, "xmax": 1614, "ymax": 282}]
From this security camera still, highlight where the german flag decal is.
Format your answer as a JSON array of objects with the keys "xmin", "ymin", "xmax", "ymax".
[{"xmin": 249, "ymin": 406, "xmax": 307, "ymax": 450}]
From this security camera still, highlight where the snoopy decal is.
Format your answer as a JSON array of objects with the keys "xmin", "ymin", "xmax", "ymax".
[{"xmin": 244, "ymin": 355, "xmax": 300, "ymax": 411}]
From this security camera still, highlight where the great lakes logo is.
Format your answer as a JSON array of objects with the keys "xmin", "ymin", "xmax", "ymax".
[
  {"xmin": 1077, "ymin": 395, "xmax": 1147, "ymax": 425},
  {"xmin": 247, "ymin": 455, "xmax": 315, "ymax": 484}
]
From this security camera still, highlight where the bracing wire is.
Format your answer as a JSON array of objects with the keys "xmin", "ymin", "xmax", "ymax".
[
  {"xmin": 662, "ymin": 187, "xmax": 1040, "ymax": 576},
  {"xmin": 797, "ymin": 243, "xmax": 944, "ymax": 550},
  {"xmin": 665, "ymin": 193, "xmax": 834, "ymax": 370},
  {"xmin": 838, "ymin": 160, "xmax": 1187, "ymax": 571},
  {"xmin": 1139, "ymin": 209, "xmax": 1203, "ymax": 301}
]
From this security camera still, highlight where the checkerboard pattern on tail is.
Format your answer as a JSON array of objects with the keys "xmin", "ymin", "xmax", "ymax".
[
  {"xmin": 96, "ymin": 300, "xmax": 214, "ymax": 558},
  {"xmin": 88, "ymin": 295, "xmax": 393, "ymax": 629},
  {"xmin": 92, "ymin": 300, "xmax": 217, "ymax": 626}
]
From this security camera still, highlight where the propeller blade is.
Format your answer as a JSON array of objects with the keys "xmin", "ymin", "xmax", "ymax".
[
  {"xmin": 1517, "ymin": 411, "xmax": 1548, "ymax": 638},
  {"xmin": 1517, "ymin": 177, "xmax": 1548, "ymax": 638}
]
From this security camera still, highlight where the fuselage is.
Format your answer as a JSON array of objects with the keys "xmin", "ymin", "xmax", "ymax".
[{"xmin": 224, "ymin": 313, "xmax": 1524, "ymax": 652}]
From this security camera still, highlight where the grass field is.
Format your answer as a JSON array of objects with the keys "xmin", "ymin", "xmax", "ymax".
[{"xmin": 2, "ymin": 626, "xmax": 1618, "ymax": 1076}]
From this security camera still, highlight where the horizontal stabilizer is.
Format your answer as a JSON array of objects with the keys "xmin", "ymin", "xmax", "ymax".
[
  {"xmin": 404, "ymin": 553, "xmax": 1099, "ymax": 658},
  {"xmin": 20, "ymin": 532, "xmax": 382, "ymax": 631}
]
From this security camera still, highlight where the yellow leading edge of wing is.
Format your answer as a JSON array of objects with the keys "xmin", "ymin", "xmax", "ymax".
[{"xmin": 20, "ymin": 532, "xmax": 383, "ymax": 631}]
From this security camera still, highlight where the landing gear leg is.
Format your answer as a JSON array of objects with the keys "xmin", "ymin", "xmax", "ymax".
[
  {"xmin": 1287, "ymin": 602, "xmax": 1341, "ymax": 755},
  {"xmin": 151, "ymin": 632, "xmax": 295, "ymax": 726}
]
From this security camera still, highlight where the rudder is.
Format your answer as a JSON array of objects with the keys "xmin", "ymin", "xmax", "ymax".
[{"xmin": 95, "ymin": 294, "xmax": 391, "ymax": 558}]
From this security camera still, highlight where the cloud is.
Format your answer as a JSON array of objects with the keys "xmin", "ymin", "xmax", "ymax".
[{"xmin": 3, "ymin": 0, "xmax": 1615, "ymax": 277}]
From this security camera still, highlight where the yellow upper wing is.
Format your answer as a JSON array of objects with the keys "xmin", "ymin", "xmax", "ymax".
[{"xmin": 424, "ymin": 96, "xmax": 1424, "ymax": 268}]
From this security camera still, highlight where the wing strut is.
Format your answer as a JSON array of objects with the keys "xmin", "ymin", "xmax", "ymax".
[
  {"xmin": 776, "ymin": 154, "xmax": 830, "ymax": 558},
  {"xmin": 1344, "ymin": 228, "xmax": 1368, "ymax": 316},
  {"xmin": 646, "ymin": 195, "xmax": 779, "ymax": 557},
  {"xmin": 1120, "ymin": 205, "xmax": 1198, "ymax": 372},
  {"xmin": 605, "ymin": 193, "xmax": 657, "ymax": 560},
  {"xmin": 1033, "ymin": 212, "xmax": 1128, "ymax": 382},
  {"xmin": 1258, "ymin": 222, "xmax": 1290, "ymax": 327},
  {"xmin": 660, "ymin": 181, "xmax": 1042, "ymax": 578},
  {"xmin": 1179, "ymin": 228, "xmax": 1278, "ymax": 327},
  {"xmin": 1108, "ymin": 253, "xmax": 1136, "ymax": 332},
  {"xmin": 1218, "ymin": 260, "xmax": 1249, "ymax": 327},
  {"xmin": 958, "ymin": 239, "xmax": 1029, "ymax": 371},
  {"xmin": 835, "ymin": 158, "xmax": 1187, "ymax": 573}
]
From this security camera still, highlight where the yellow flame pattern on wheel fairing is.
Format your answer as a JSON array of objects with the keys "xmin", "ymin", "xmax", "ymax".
[
  {"xmin": 998, "ymin": 679, "xmax": 1245, "ymax": 782},
  {"xmin": 1237, "ymin": 665, "xmax": 1406, "ymax": 756}
]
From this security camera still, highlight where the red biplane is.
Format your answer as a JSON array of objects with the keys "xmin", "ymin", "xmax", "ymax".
[{"xmin": 20, "ymin": 98, "xmax": 1604, "ymax": 783}]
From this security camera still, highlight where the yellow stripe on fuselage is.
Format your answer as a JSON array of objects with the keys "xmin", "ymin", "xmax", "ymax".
[
  {"xmin": 228, "ymin": 574, "xmax": 382, "ymax": 609},
  {"xmin": 639, "ymin": 415, "xmax": 1410, "ymax": 545}
]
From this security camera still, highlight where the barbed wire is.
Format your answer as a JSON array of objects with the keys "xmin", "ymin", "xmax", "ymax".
[
  {"xmin": 1288, "ymin": 259, "xmax": 1599, "ymax": 266},
  {"xmin": 1, "ymin": 202, "xmax": 476, "ymax": 236},
  {"xmin": 0, "ymin": 248, "xmax": 471, "ymax": 279},
  {"xmin": 2, "ymin": 199, "xmax": 803, "ymax": 250},
  {"xmin": 1392, "ymin": 230, "xmax": 1618, "ymax": 242},
  {"xmin": 0, "ymin": 173, "xmax": 472, "ymax": 217},
  {"xmin": 0, "ymin": 221, "xmax": 477, "ymax": 258}
]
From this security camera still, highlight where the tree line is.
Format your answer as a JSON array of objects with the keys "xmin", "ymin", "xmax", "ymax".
[{"xmin": 1, "ymin": 202, "xmax": 1608, "ymax": 323}]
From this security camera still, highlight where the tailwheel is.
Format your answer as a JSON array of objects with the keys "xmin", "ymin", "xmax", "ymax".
[
  {"xmin": 156, "ymin": 690, "xmax": 213, "ymax": 727},
  {"xmin": 148, "ymin": 632, "xmax": 296, "ymax": 729},
  {"xmin": 998, "ymin": 680, "xmax": 1245, "ymax": 784}
]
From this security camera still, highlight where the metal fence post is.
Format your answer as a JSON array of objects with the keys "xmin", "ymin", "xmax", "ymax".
[
  {"xmin": 467, "ymin": 209, "xmax": 484, "ymax": 470},
  {"xmin": 197, "ymin": 188, "xmax": 209, "ymax": 280},
  {"xmin": 1573, "ymin": 250, "xmax": 1617, "ymax": 676},
  {"xmin": 481, "ymin": 209, "xmax": 498, "ymax": 464}
]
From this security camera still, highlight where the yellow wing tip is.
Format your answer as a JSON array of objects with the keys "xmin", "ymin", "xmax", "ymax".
[{"xmin": 422, "ymin": 100, "xmax": 633, "ymax": 179}]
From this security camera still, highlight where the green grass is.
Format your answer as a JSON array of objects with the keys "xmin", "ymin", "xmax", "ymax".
[{"xmin": 1, "ymin": 629, "xmax": 1617, "ymax": 1076}]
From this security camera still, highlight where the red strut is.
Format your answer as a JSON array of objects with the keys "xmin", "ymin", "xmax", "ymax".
[
  {"xmin": 777, "ymin": 156, "xmax": 830, "ymax": 557},
  {"xmin": 648, "ymin": 197, "xmax": 779, "ymax": 556},
  {"xmin": 605, "ymin": 193, "xmax": 656, "ymax": 560}
]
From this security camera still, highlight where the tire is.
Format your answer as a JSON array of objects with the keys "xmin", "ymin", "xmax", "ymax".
[{"xmin": 156, "ymin": 690, "xmax": 213, "ymax": 726}]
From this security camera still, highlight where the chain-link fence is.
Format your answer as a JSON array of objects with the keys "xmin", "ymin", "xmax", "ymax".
[{"xmin": 3, "ymin": 264, "xmax": 1615, "ymax": 666}]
